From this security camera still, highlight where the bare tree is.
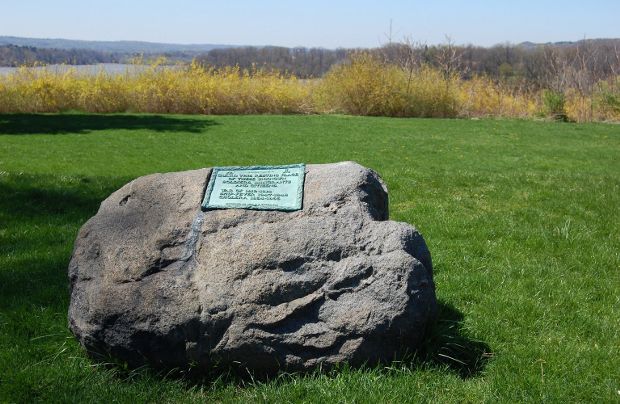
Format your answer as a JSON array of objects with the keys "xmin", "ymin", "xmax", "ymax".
[
  {"xmin": 611, "ymin": 44, "xmax": 620, "ymax": 76},
  {"xmin": 435, "ymin": 36, "xmax": 458, "ymax": 78}
]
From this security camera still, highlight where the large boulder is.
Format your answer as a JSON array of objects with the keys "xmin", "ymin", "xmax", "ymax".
[{"xmin": 68, "ymin": 162, "xmax": 437, "ymax": 374}]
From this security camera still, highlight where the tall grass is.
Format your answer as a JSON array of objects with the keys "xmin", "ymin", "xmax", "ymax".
[{"xmin": 0, "ymin": 55, "xmax": 619, "ymax": 121}]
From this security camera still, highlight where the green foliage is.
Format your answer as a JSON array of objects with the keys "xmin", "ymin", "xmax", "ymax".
[
  {"xmin": 542, "ymin": 90, "xmax": 568, "ymax": 121},
  {"xmin": 594, "ymin": 78, "xmax": 620, "ymax": 116},
  {"xmin": 498, "ymin": 62, "xmax": 514, "ymax": 79},
  {"xmin": 1, "ymin": 114, "xmax": 619, "ymax": 402}
]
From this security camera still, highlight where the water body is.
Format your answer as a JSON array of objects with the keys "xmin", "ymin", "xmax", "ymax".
[{"xmin": 0, "ymin": 63, "xmax": 179, "ymax": 76}]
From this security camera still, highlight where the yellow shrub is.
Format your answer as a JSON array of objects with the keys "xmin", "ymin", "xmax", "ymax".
[
  {"xmin": 403, "ymin": 66, "xmax": 460, "ymax": 117},
  {"xmin": 0, "ymin": 62, "xmax": 314, "ymax": 115},
  {"xmin": 314, "ymin": 53, "xmax": 402, "ymax": 116},
  {"xmin": 0, "ymin": 59, "xmax": 617, "ymax": 122},
  {"xmin": 76, "ymin": 72, "xmax": 130, "ymax": 113},
  {"xmin": 457, "ymin": 76, "xmax": 538, "ymax": 118},
  {"xmin": 0, "ymin": 67, "xmax": 76, "ymax": 113},
  {"xmin": 315, "ymin": 53, "xmax": 459, "ymax": 117}
]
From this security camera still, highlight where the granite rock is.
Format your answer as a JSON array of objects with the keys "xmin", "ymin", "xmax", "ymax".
[{"xmin": 68, "ymin": 161, "xmax": 437, "ymax": 373}]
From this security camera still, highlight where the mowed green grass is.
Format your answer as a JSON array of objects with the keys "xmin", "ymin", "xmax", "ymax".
[{"xmin": 0, "ymin": 114, "xmax": 618, "ymax": 403}]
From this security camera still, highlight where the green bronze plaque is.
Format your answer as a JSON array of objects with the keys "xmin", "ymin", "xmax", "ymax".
[{"xmin": 202, "ymin": 164, "xmax": 305, "ymax": 211}]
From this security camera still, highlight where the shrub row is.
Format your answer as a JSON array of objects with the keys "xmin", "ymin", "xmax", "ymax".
[
  {"xmin": 0, "ymin": 62, "xmax": 313, "ymax": 115},
  {"xmin": 1, "ymin": 56, "xmax": 619, "ymax": 122}
]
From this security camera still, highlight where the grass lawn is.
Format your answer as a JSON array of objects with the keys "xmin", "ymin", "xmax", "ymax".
[{"xmin": 0, "ymin": 114, "xmax": 618, "ymax": 402}]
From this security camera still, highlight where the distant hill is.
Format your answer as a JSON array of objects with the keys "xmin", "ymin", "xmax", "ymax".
[
  {"xmin": 0, "ymin": 44, "xmax": 125, "ymax": 66},
  {"xmin": 518, "ymin": 38, "xmax": 620, "ymax": 50},
  {"xmin": 0, "ymin": 36, "xmax": 236, "ymax": 54}
]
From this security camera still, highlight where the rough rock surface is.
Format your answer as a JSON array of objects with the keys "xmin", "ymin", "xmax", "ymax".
[{"xmin": 68, "ymin": 161, "xmax": 437, "ymax": 373}]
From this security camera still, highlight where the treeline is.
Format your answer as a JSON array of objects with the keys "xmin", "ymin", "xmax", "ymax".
[
  {"xmin": 1, "ymin": 39, "xmax": 618, "ymax": 122},
  {"xmin": 374, "ymin": 39, "xmax": 620, "ymax": 121},
  {"xmin": 196, "ymin": 46, "xmax": 351, "ymax": 78},
  {"xmin": 3, "ymin": 39, "xmax": 620, "ymax": 88},
  {"xmin": 377, "ymin": 38, "xmax": 620, "ymax": 89},
  {"xmin": 194, "ymin": 39, "xmax": 620, "ymax": 84},
  {"xmin": 0, "ymin": 45, "xmax": 124, "ymax": 66}
]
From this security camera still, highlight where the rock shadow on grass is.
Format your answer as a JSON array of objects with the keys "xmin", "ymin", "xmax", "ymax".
[
  {"xmin": 188, "ymin": 300, "xmax": 493, "ymax": 383},
  {"xmin": 419, "ymin": 300, "xmax": 493, "ymax": 378},
  {"xmin": 91, "ymin": 300, "xmax": 492, "ymax": 388},
  {"xmin": 0, "ymin": 174, "xmax": 119, "ymax": 310}
]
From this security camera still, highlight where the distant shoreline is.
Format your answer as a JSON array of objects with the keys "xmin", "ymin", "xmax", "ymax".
[{"xmin": 0, "ymin": 63, "xmax": 180, "ymax": 76}]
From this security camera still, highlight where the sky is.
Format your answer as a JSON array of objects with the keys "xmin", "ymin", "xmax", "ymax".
[{"xmin": 1, "ymin": 0, "xmax": 619, "ymax": 48}]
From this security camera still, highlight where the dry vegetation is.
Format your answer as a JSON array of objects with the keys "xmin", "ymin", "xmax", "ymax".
[{"xmin": 1, "ymin": 51, "xmax": 619, "ymax": 122}]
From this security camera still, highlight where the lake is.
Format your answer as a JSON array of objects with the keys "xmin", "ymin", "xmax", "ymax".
[{"xmin": 0, "ymin": 63, "xmax": 178, "ymax": 76}]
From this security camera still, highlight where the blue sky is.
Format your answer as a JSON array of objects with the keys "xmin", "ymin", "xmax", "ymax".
[{"xmin": 1, "ymin": 1, "xmax": 619, "ymax": 48}]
